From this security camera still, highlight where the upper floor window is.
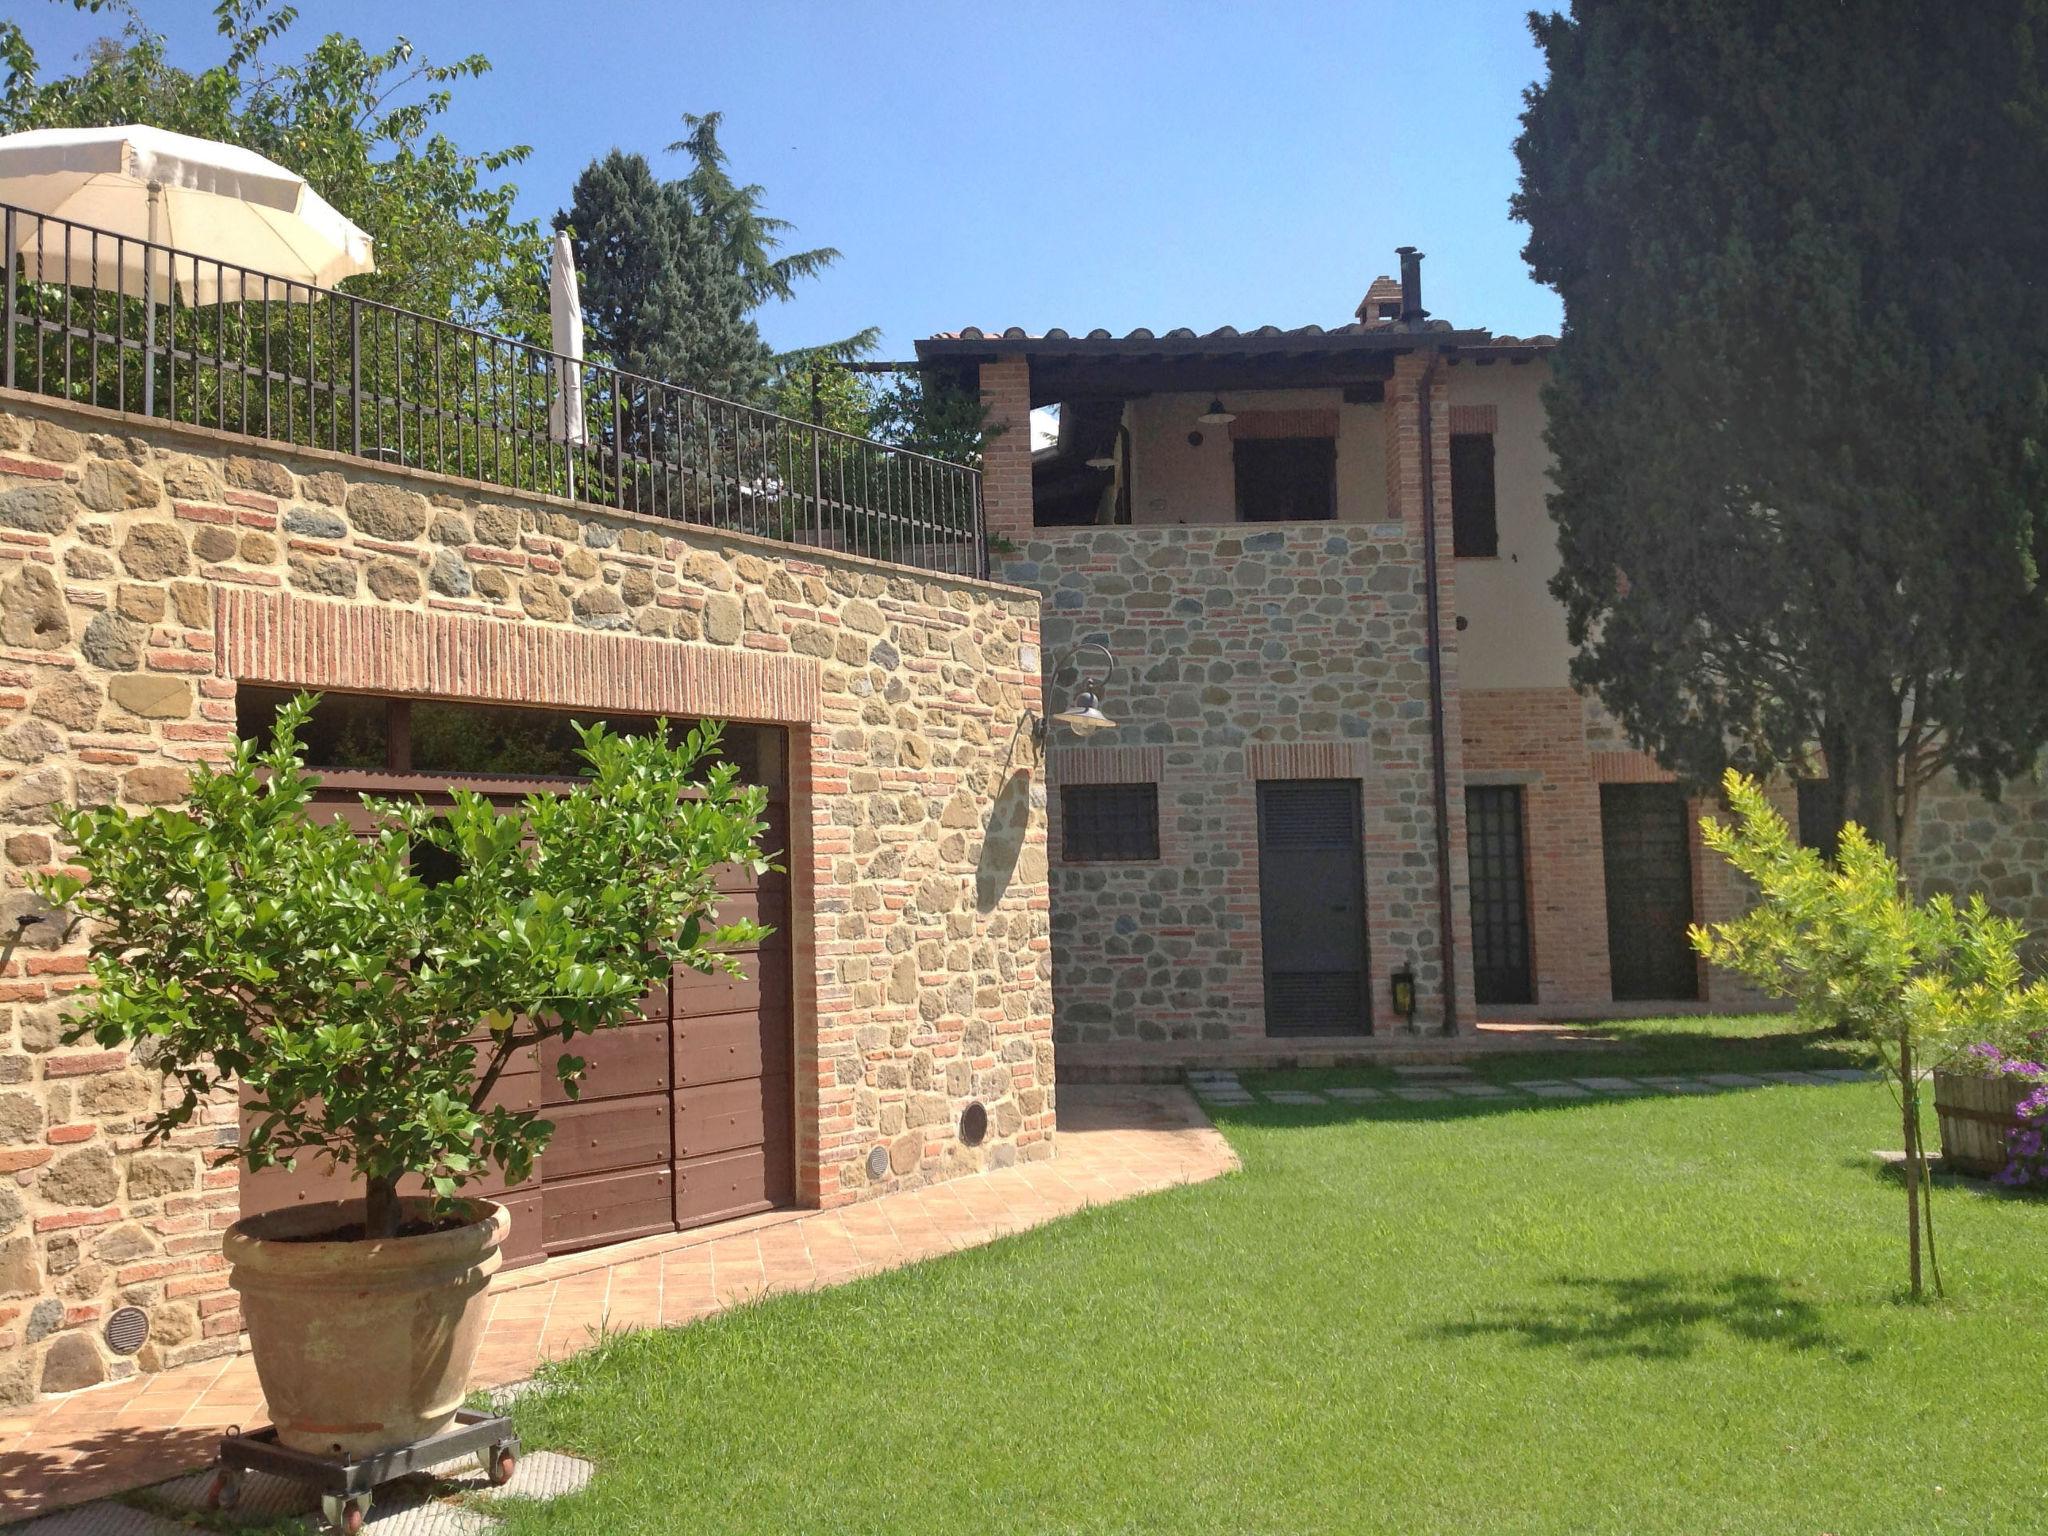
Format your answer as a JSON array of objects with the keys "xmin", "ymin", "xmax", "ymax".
[
  {"xmin": 1449, "ymin": 432, "xmax": 1498, "ymax": 557},
  {"xmin": 1234, "ymin": 436, "xmax": 1335, "ymax": 522}
]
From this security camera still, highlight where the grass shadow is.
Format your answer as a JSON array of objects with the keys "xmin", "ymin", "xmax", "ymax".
[{"xmin": 1429, "ymin": 1270, "xmax": 1867, "ymax": 1363}]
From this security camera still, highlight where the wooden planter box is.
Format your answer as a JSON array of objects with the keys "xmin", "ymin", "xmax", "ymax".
[{"xmin": 1932, "ymin": 1069, "xmax": 2034, "ymax": 1177}]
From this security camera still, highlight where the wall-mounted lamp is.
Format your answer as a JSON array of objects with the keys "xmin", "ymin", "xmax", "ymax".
[
  {"xmin": 1030, "ymin": 641, "xmax": 1119, "ymax": 750},
  {"xmin": 1085, "ymin": 453, "xmax": 1117, "ymax": 471},
  {"xmin": 1197, "ymin": 397, "xmax": 1236, "ymax": 426},
  {"xmin": 1390, "ymin": 964, "xmax": 1418, "ymax": 1028}
]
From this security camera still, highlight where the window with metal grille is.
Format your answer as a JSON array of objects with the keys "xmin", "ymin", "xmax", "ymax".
[
  {"xmin": 1450, "ymin": 432, "xmax": 1498, "ymax": 557},
  {"xmin": 1234, "ymin": 436, "xmax": 1335, "ymax": 522},
  {"xmin": 1061, "ymin": 783, "xmax": 1160, "ymax": 862}
]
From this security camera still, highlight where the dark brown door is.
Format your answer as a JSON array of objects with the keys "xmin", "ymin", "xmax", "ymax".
[
  {"xmin": 239, "ymin": 706, "xmax": 796, "ymax": 1267},
  {"xmin": 1466, "ymin": 785, "xmax": 1533, "ymax": 1006},
  {"xmin": 1600, "ymin": 783, "xmax": 1699, "ymax": 1001},
  {"xmin": 1257, "ymin": 780, "xmax": 1370, "ymax": 1036},
  {"xmin": 669, "ymin": 795, "xmax": 795, "ymax": 1231}
]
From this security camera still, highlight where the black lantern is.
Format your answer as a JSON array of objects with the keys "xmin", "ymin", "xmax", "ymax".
[{"xmin": 1390, "ymin": 964, "xmax": 1417, "ymax": 1025}]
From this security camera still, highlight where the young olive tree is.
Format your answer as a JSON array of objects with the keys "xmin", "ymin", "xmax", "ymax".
[
  {"xmin": 33, "ymin": 695, "xmax": 771, "ymax": 1240},
  {"xmin": 1691, "ymin": 772, "xmax": 2048, "ymax": 1298}
]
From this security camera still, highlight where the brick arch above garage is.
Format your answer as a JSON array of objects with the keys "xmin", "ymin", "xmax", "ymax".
[{"xmin": 212, "ymin": 586, "xmax": 822, "ymax": 724}]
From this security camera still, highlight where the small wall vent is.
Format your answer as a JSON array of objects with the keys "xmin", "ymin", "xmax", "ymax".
[
  {"xmin": 866, "ymin": 1145, "xmax": 890, "ymax": 1181},
  {"xmin": 104, "ymin": 1305, "xmax": 149, "ymax": 1356},
  {"xmin": 959, "ymin": 1101, "xmax": 989, "ymax": 1148}
]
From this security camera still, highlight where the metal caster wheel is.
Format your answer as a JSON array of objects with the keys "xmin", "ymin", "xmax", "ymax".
[
  {"xmin": 205, "ymin": 1467, "xmax": 242, "ymax": 1509},
  {"xmin": 320, "ymin": 1491, "xmax": 371, "ymax": 1533},
  {"xmin": 482, "ymin": 1441, "xmax": 518, "ymax": 1486}
]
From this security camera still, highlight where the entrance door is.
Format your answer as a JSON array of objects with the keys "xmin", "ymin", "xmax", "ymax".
[
  {"xmin": 1600, "ymin": 783, "xmax": 1699, "ymax": 1001},
  {"xmin": 1466, "ymin": 785, "xmax": 1533, "ymax": 1005},
  {"xmin": 1257, "ymin": 779, "xmax": 1370, "ymax": 1036}
]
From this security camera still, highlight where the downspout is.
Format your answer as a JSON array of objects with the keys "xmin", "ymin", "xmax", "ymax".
[
  {"xmin": 1399, "ymin": 246, "xmax": 1460, "ymax": 1035},
  {"xmin": 1417, "ymin": 353, "xmax": 1460, "ymax": 1035}
]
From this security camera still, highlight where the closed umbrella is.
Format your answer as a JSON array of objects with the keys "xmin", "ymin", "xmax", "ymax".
[
  {"xmin": 547, "ymin": 230, "xmax": 586, "ymax": 467},
  {"xmin": 0, "ymin": 124, "xmax": 375, "ymax": 412}
]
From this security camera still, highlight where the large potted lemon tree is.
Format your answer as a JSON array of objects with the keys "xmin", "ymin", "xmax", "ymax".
[{"xmin": 33, "ymin": 695, "xmax": 768, "ymax": 1456}]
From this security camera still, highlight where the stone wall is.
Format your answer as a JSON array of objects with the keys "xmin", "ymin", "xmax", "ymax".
[
  {"xmin": 0, "ymin": 391, "xmax": 1050, "ymax": 1406},
  {"xmin": 1010, "ymin": 517, "xmax": 1470, "ymax": 1043},
  {"xmin": 1913, "ymin": 764, "xmax": 2048, "ymax": 970}
]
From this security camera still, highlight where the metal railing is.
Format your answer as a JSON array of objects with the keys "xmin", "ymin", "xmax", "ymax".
[{"xmin": 0, "ymin": 202, "xmax": 984, "ymax": 577}]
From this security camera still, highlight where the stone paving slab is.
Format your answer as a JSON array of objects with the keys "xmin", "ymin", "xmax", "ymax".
[
  {"xmin": 1573, "ymin": 1077, "xmax": 1653, "ymax": 1093},
  {"xmin": 1325, "ymin": 1087, "xmax": 1384, "ymax": 1101},
  {"xmin": 1444, "ymin": 1083, "xmax": 1514, "ymax": 1098},
  {"xmin": 1813, "ymin": 1068, "xmax": 1881, "ymax": 1082},
  {"xmin": 1391, "ymin": 1065, "xmax": 1479, "ymax": 1080},
  {"xmin": 1263, "ymin": 1091, "xmax": 1327, "ymax": 1105},
  {"xmin": 1512, "ymin": 1081, "xmax": 1595, "ymax": 1099},
  {"xmin": 1389, "ymin": 1086, "xmax": 1451, "ymax": 1101},
  {"xmin": 1758, "ymin": 1070, "xmax": 1831, "ymax": 1085},
  {"xmin": 11, "ymin": 1505, "xmax": 191, "ymax": 1536},
  {"xmin": 1700, "ymin": 1073, "xmax": 1767, "ymax": 1088}
]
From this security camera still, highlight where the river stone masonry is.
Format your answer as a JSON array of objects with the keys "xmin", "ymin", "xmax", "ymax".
[{"xmin": 0, "ymin": 392, "xmax": 1050, "ymax": 1407}]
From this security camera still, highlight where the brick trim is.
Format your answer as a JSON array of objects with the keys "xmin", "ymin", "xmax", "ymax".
[
  {"xmin": 214, "ymin": 587, "xmax": 823, "ymax": 723},
  {"xmin": 1050, "ymin": 744, "xmax": 1163, "ymax": 786},
  {"xmin": 1448, "ymin": 404, "xmax": 1497, "ymax": 436},
  {"xmin": 1244, "ymin": 740, "xmax": 1370, "ymax": 780},
  {"xmin": 1590, "ymin": 749, "xmax": 1676, "ymax": 784},
  {"xmin": 1229, "ymin": 408, "xmax": 1339, "ymax": 441}
]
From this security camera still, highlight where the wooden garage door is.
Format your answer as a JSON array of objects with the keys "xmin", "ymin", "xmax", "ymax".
[{"xmin": 237, "ymin": 693, "xmax": 794, "ymax": 1268}]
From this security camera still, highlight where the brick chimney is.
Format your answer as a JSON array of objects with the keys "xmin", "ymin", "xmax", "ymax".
[{"xmin": 1355, "ymin": 274, "xmax": 1404, "ymax": 324}]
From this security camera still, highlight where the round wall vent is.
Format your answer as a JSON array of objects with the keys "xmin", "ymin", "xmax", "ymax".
[
  {"xmin": 865, "ymin": 1145, "xmax": 890, "ymax": 1180},
  {"xmin": 959, "ymin": 1101, "xmax": 989, "ymax": 1148},
  {"xmin": 103, "ymin": 1305, "xmax": 149, "ymax": 1357}
]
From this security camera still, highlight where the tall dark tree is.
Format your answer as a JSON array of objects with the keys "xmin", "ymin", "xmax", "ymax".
[
  {"xmin": 560, "ymin": 149, "xmax": 770, "ymax": 402},
  {"xmin": 1515, "ymin": 0, "xmax": 2048, "ymax": 859},
  {"xmin": 669, "ymin": 112, "xmax": 878, "ymax": 364}
]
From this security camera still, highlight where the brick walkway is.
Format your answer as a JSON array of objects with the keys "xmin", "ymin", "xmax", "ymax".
[{"xmin": 0, "ymin": 1086, "xmax": 1236, "ymax": 1524}]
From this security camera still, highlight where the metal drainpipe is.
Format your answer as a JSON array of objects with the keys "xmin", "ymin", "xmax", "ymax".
[{"xmin": 1414, "ymin": 348, "xmax": 1461, "ymax": 1035}]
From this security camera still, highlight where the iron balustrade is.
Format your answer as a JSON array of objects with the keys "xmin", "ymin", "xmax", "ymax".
[{"xmin": 0, "ymin": 202, "xmax": 985, "ymax": 577}]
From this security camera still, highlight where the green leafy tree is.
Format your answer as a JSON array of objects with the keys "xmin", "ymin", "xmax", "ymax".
[
  {"xmin": 1693, "ymin": 772, "xmax": 2048, "ymax": 1297},
  {"xmin": 561, "ymin": 148, "xmax": 770, "ymax": 400},
  {"xmin": 1514, "ymin": 0, "xmax": 2048, "ymax": 859},
  {"xmin": 0, "ymin": 1, "xmax": 547, "ymax": 329},
  {"xmin": 32, "ymin": 696, "xmax": 771, "ymax": 1241},
  {"xmin": 867, "ymin": 367, "xmax": 992, "ymax": 468}
]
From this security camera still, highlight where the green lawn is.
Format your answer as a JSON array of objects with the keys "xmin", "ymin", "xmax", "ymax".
[{"xmin": 500, "ymin": 1019, "xmax": 2048, "ymax": 1534}]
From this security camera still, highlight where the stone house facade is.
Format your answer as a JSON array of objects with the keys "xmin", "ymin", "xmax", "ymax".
[
  {"xmin": 917, "ymin": 261, "xmax": 2048, "ymax": 1047},
  {"xmin": 0, "ymin": 392, "xmax": 1051, "ymax": 1405}
]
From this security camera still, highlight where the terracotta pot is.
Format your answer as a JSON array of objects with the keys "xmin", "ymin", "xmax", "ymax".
[
  {"xmin": 1932, "ymin": 1069, "xmax": 2032, "ymax": 1178},
  {"xmin": 223, "ymin": 1197, "xmax": 510, "ymax": 1457}
]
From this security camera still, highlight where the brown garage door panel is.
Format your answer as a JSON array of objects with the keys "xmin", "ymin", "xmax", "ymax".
[
  {"xmin": 543, "ymin": 1165, "xmax": 674, "ymax": 1253},
  {"xmin": 675, "ymin": 1144, "xmax": 794, "ymax": 1228},
  {"xmin": 541, "ymin": 1020, "xmax": 673, "ymax": 1106},
  {"xmin": 671, "ymin": 946, "xmax": 790, "ymax": 1016},
  {"xmin": 672, "ymin": 1012, "xmax": 793, "ymax": 1086},
  {"xmin": 674, "ymin": 1074, "xmax": 790, "ymax": 1160},
  {"xmin": 542, "ymin": 1095, "xmax": 673, "ymax": 1181},
  {"xmin": 499, "ymin": 1190, "xmax": 546, "ymax": 1268}
]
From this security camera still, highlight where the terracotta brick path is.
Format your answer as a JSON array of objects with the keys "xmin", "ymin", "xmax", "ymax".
[{"xmin": 0, "ymin": 1087, "xmax": 1235, "ymax": 1524}]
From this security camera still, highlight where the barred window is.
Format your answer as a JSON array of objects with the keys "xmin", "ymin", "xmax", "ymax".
[{"xmin": 1061, "ymin": 783, "xmax": 1160, "ymax": 862}]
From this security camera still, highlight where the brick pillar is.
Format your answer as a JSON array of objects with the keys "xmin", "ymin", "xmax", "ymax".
[{"xmin": 979, "ymin": 358, "xmax": 1034, "ymax": 552}]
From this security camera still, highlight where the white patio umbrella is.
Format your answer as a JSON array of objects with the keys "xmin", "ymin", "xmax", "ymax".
[
  {"xmin": 547, "ymin": 230, "xmax": 586, "ymax": 469},
  {"xmin": 0, "ymin": 124, "xmax": 375, "ymax": 411}
]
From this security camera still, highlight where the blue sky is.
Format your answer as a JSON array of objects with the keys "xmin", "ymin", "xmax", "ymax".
[{"xmin": 15, "ymin": 0, "xmax": 1562, "ymax": 355}]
